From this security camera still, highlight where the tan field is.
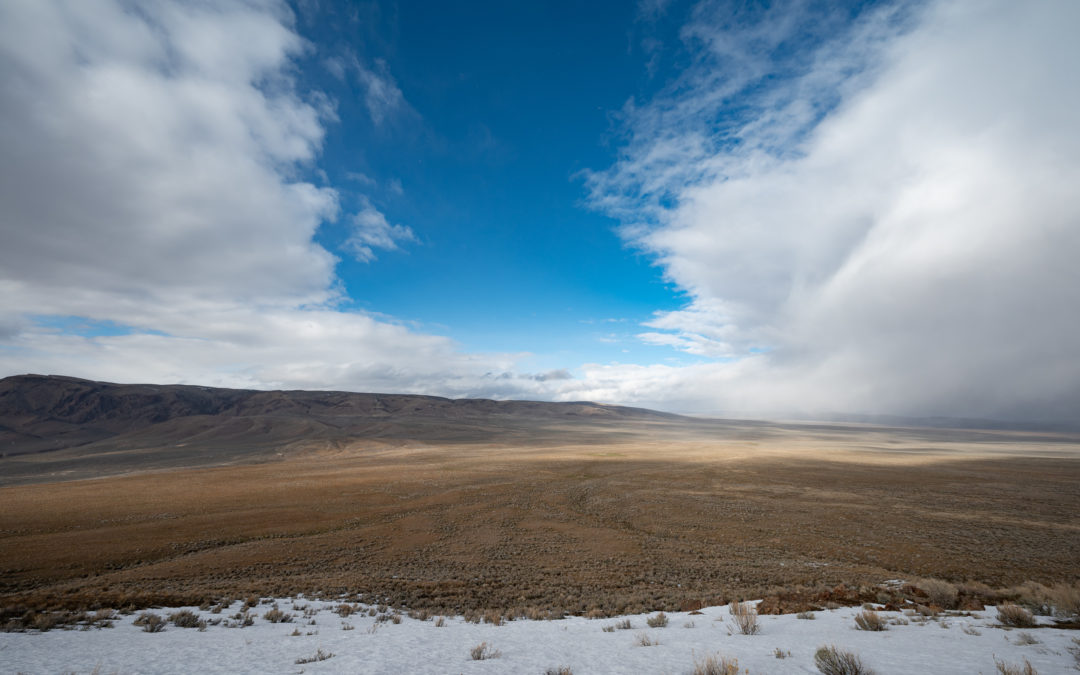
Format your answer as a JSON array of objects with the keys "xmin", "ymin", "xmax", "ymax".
[{"xmin": 3, "ymin": 422, "xmax": 1078, "ymax": 619}]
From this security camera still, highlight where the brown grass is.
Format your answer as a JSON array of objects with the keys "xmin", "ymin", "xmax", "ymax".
[
  {"xmin": 469, "ymin": 641, "xmax": 500, "ymax": 660},
  {"xmin": 692, "ymin": 653, "xmax": 739, "ymax": 675},
  {"xmin": 997, "ymin": 604, "xmax": 1037, "ymax": 627},
  {"xmin": 994, "ymin": 657, "xmax": 1037, "ymax": 675},
  {"xmin": 854, "ymin": 610, "xmax": 887, "ymax": 631},
  {"xmin": 729, "ymin": 601, "xmax": 760, "ymax": 635},
  {"xmin": 815, "ymin": 645, "xmax": 874, "ymax": 675},
  {"xmin": 1, "ymin": 427, "xmax": 1078, "ymax": 618}
]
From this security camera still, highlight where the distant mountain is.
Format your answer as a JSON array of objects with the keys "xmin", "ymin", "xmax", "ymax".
[{"xmin": 0, "ymin": 374, "xmax": 680, "ymax": 484}]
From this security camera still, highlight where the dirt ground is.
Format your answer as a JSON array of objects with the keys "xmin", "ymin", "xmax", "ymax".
[{"xmin": 2, "ymin": 424, "xmax": 1078, "ymax": 616}]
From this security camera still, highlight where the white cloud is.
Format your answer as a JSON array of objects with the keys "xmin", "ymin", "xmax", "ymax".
[
  {"xmin": 345, "ymin": 197, "xmax": 417, "ymax": 262},
  {"xmin": 0, "ymin": 0, "xmax": 509, "ymax": 399},
  {"xmin": 586, "ymin": 0, "xmax": 1080, "ymax": 421}
]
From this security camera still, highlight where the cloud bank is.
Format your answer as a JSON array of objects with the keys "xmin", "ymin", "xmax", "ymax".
[{"xmin": 586, "ymin": 0, "xmax": 1080, "ymax": 420}]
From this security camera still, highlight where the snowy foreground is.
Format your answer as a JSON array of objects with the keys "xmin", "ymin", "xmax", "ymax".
[{"xmin": 2, "ymin": 599, "xmax": 1077, "ymax": 674}]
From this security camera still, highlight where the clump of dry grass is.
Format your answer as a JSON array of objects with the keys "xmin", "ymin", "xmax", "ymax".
[
  {"xmin": 335, "ymin": 603, "xmax": 354, "ymax": 618},
  {"xmin": 635, "ymin": 631, "xmax": 658, "ymax": 647},
  {"xmin": 994, "ymin": 657, "xmax": 1037, "ymax": 675},
  {"xmin": 168, "ymin": 610, "xmax": 205, "ymax": 629},
  {"xmin": 797, "ymin": 611, "xmax": 816, "ymax": 620},
  {"xmin": 134, "ymin": 612, "xmax": 165, "ymax": 633},
  {"xmin": 262, "ymin": 606, "xmax": 291, "ymax": 623},
  {"xmin": 483, "ymin": 609, "xmax": 504, "ymax": 626},
  {"xmin": 854, "ymin": 610, "xmax": 887, "ymax": 631},
  {"xmin": 295, "ymin": 647, "xmax": 333, "ymax": 664},
  {"xmin": 814, "ymin": 645, "xmax": 873, "ymax": 675},
  {"xmin": 470, "ymin": 641, "xmax": 501, "ymax": 660},
  {"xmin": 729, "ymin": 601, "xmax": 759, "ymax": 635},
  {"xmin": 914, "ymin": 578, "xmax": 958, "ymax": 609},
  {"xmin": 691, "ymin": 652, "xmax": 739, "ymax": 675},
  {"xmin": 544, "ymin": 667, "xmax": 573, "ymax": 675},
  {"xmin": 646, "ymin": 612, "xmax": 668, "ymax": 628},
  {"xmin": 434, "ymin": 616, "xmax": 445, "ymax": 627},
  {"xmin": 997, "ymin": 604, "xmax": 1037, "ymax": 627}
]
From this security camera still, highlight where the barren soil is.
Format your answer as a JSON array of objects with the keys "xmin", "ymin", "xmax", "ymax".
[{"xmin": 2, "ymin": 425, "xmax": 1078, "ymax": 617}]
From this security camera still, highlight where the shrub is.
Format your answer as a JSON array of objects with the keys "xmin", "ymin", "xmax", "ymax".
[
  {"xmin": 729, "ymin": 601, "xmax": 759, "ymax": 635},
  {"xmin": 635, "ymin": 632, "xmax": 658, "ymax": 647},
  {"xmin": 264, "ymin": 607, "xmax": 292, "ymax": 623},
  {"xmin": 854, "ymin": 610, "xmax": 887, "ymax": 631},
  {"xmin": 295, "ymin": 647, "xmax": 334, "ymax": 664},
  {"xmin": 168, "ymin": 610, "xmax": 205, "ymax": 629},
  {"xmin": 691, "ymin": 653, "xmax": 739, "ymax": 675},
  {"xmin": 994, "ymin": 657, "xmax": 1037, "ymax": 675},
  {"xmin": 814, "ymin": 645, "xmax": 873, "ymax": 675},
  {"xmin": 1012, "ymin": 632, "xmax": 1039, "ymax": 645},
  {"xmin": 647, "ymin": 612, "xmax": 668, "ymax": 628},
  {"xmin": 545, "ymin": 667, "xmax": 573, "ymax": 675},
  {"xmin": 615, "ymin": 618, "xmax": 633, "ymax": 630},
  {"xmin": 797, "ymin": 611, "xmax": 816, "ymax": 620},
  {"xmin": 335, "ymin": 604, "xmax": 354, "ymax": 618},
  {"xmin": 916, "ymin": 578, "xmax": 959, "ymax": 609},
  {"xmin": 135, "ymin": 612, "xmax": 166, "ymax": 633},
  {"xmin": 434, "ymin": 616, "xmax": 446, "ymax": 627},
  {"xmin": 997, "ymin": 604, "xmax": 1037, "ymax": 628},
  {"xmin": 470, "ymin": 642, "xmax": 501, "ymax": 660}
]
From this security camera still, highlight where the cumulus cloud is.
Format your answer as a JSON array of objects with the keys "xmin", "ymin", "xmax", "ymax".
[
  {"xmin": 0, "ymin": 0, "xmax": 505, "ymax": 398},
  {"xmin": 587, "ymin": 0, "xmax": 1080, "ymax": 421}
]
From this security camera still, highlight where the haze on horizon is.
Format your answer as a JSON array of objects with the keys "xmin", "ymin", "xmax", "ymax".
[{"xmin": 1, "ymin": 0, "xmax": 1078, "ymax": 423}]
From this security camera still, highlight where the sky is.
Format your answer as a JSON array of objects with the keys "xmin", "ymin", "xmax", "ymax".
[{"xmin": 1, "ymin": 0, "xmax": 1078, "ymax": 422}]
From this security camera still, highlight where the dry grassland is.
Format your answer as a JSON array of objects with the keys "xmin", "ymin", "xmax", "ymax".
[{"xmin": 2, "ymin": 426, "xmax": 1078, "ymax": 619}]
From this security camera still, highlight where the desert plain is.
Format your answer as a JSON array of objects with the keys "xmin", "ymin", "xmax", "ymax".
[{"xmin": 3, "ymin": 379, "xmax": 1078, "ymax": 620}]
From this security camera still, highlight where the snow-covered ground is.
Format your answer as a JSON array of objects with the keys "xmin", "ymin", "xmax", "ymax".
[{"xmin": 2, "ymin": 598, "xmax": 1076, "ymax": 674}]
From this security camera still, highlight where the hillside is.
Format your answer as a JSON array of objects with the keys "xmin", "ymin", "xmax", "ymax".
[{"xmin": 0, "ymin": 374, "xmax": 679, "ymax": 485}]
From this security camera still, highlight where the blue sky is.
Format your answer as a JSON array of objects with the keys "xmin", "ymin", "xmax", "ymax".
[
  {"xmin": 1, "ymin": 0, "xmax": 1078, "ymax": 421},
  {"xmin": 296, "ymin": 0, "xmax": 696, "ymax": 369}
]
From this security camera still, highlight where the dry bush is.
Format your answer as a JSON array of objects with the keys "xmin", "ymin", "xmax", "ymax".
[
  {"xmin": 1012, "ymin": 632, "xmax": 1039, "ymax": 645},
  {"xmin": 774, "ymin": 648, "xmax": 792, "ymax": 658},
  {"xmin": 434, "ymin": 616, "xmax": 445, "ymax": 627},
  {"xmin": 994, "ymin": 657, "xmax": 1037, "ymax": 675},
  {"xmin": 295, "ymin": 647, "xmax": 334, "ymax": 664},
  {"xmin": 263, "ymin": 607, "xmax": 291, "ymax": 623},
  {"xmin": 335, "ymin": 603, "xmax": 354, "ymax": 618},
  {"xmin": 797, "ymin": 611, "xmax": 816, "ymax": 620},
  {"xmin": 168, "ymin": 610, "xmax": 204, "ymax": 629},
  {"xmin": 854, "ymin": 610, "xmax": 887, "ymax": 631},
  {"xmin": 408, "ymin": 608, "xmax": 430, "ymax": 621},
  {"xmin": 814, "ymin": 645, "xmax": 873, "ymax": 675},
  {"xmin": 729, "ymin": 601, "xmax": 759, "ymax": 635},
  {"xmin": 997, "ymin": 604, "xmax": 1037, "ymax": 627},
  {"xmin": 602, "ymin": 625, "xmax": 615, "ymax": 632},
  {"xmin": 483, "ymin": 609, "xmax": 504, "ymax": 625},
  {"xmin": 635, "ymin": 631, "xmax": 658, "ymax": 647},
  {"xmin": 470, "ymin": 642, "xmax": 501, "ymax": 660},
  {"xmin": 647, "ymin": 612, "xmax": 668, "ymax": 628},
  {"xmin": 615, "ymin": 618, "xmax": 633, "ymax": 630},
  {"xmin": 545, "ymin": 667, "xmax": 573, "ymax": 675},
  {"xmin": 691, "ymin": 652, "xmax": 739, "ymax": 675},
  {"xmin": 134, "ymin": 612, "xmax": 165, "ymax": 633},
  {"xmin": 915, "ymin": 578, "xmax": 959, "ymax": 609},
  {"xmin": 1013, "ymin": 581, "xmax": 1080, "ymax": 617}
]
